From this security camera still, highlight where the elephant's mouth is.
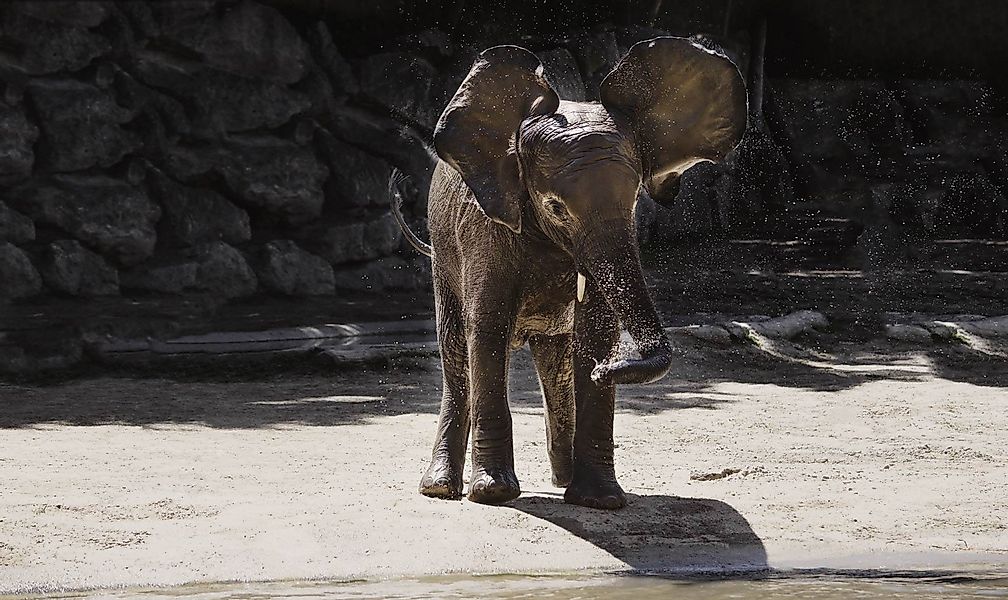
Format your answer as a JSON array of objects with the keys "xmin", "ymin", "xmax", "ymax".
[{"xmin": 579, "ymin": 228, "xmax": 673, "ymax": 386}]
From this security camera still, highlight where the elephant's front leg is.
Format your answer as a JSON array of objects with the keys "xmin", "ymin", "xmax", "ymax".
[
  {"xmin": 465, "ymin": 304, "xmax": 521, "ymax": 505},
  {"xmin": 567, "ymin": 277, "xmax": 626, "ymax": 509}
]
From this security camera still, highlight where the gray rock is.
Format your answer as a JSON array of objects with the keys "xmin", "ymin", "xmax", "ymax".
[
  {"xmin": 293, "ymin": 60, "xmax": 343, "ymax": 122},
  {"xmin": 306, "ymin": 21, "xmax": 358, "ymax": 99},
  {"xmin": 539, "ymin": 48, "xmax": 587, "ymax": 102},
  {"xmin": 0, "ymin": 105, "xmax": 38, "ymax": 182},
  {"xmin": 0, "ymin": 242, "xmax": 42, "ymax": 299},
  {"xmin": 0, "ymin": 201, "xmax": 35, "ymax": 243},
  {"xmin": 216, "ymin": 136, "xmax": 328, "ymax": 225},
  {"xmin": 5, "ymin": 1, "xmax": 112, "ymax": 27},
  {"xmin": 358, "ymin": 52, "xmax": 440, "ymax": 130},
  {"xmin": 27, "ymin": 79, "xmax": 140, "ymax": 172},
  {"xmin": 255, "ymin": 240, "xmax": 334, "ymax": 296},
  {"xmin": 13, "ymin": 175, "xmax": 161, "ymax": 266},
  {"xmin": 39, "ymin": 240, "xmax": 119, "ymax": 296},
  {"xmin": 130, "ymin": 49, "xmax": 310, "ymax": 136},
  {"xmin": 332, "ymin": 256, "xmax": 429, "ymax": 292},
  {"xmin": 148, "ymin": 170, "xmax": 251, "ymax": 247},
  {"xmin": 192, "ymin": 242, "xmax": 257, "ymax": 298},
  {"xmin": 303, "ymin": 212, "xmax": 402, "ymax": 265},
  {"xmin": 0, "ymin": 12, "xmax": 110, "ymax": 75},
  {"xmin": 148, "ymin": 1, "xmax": 217, "ymax": 35},
  {"xmin": 161, "ymin": 137, "xmax": 327, "ymax": 225},
  {"xmin": 325, "ymin": 105, "xmax": 434, "ymax": 184},
  {"xmin": 112, "ymin": 68, "xmax": 192, "ymax": 148},
  {"xmin": 120, "ymin": 260, "xmax": 199, "ymax": 294},
  {"xmin": 163, "ymin": 0, "xmax": 309, "ymax": 84},
  {"xmin": 316, "ymin": 132, "xmax": 393, "ymax": 208}
]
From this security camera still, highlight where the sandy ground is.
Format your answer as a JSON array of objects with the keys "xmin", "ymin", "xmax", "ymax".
[{"xmin": 1, "ymin": 342, "xmax": 1007, "ymax": 595}]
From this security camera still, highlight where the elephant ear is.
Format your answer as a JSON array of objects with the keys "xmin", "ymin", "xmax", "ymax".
[
  {"xmin": 433, "ymin": 45, "xmax": 559, "ymax": 233},
  {"xmin": 600, "ymin": 37, "xmax": 747, "ymax": 196}
]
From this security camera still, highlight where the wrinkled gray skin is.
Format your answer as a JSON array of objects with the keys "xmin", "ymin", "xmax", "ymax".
[{"xmin": 415, "ymin": 38, "xmax": 747, "ymax": 508}]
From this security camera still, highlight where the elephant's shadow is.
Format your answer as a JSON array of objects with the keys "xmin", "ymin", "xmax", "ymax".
[{"xmin": 508, "ymin": 493, "xmax": 768, "ymax": 573}]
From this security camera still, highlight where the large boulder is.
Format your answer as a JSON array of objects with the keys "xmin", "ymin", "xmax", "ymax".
[
  {"xmin": 12, "ymin": 175, "xmax": 160, "ymax": 266},
  {"xmin": 39, "ymin": 240, "xmax": 119, "ymax": 296},
  {"xmin": 255, "ymin": 240, "xmax": 335, "ymax": 296},
  {"xmin": 316, "ymin": 131, "xmax": 393, "ymax": 208},
  {"xmin": 0, "ymin": 105, "xmax": 38, "ymax": 182},
  {"xmin": 26, "ymin": 79, "xmax": 140, "ymax": 172},
  {"xmin": 112, "ymin": 68, "xmax": 192, "ymax": 151},
  {"xmin": 0, "ymin": 11, "xmax": 110, "ymax": 74},
  {"xmin": 0, "ymin": 201, "xmax": 35, "ymax": 243},
  {"xmin": 148, "ymin": 170, "xmax": 251, "ymax": 247},
  {"xmin": 161, "ymin": 0, "xmax": 309, "ymax": 84},
  {"xmin": 216, "ymin": 136, "xmax": 328, "ymax": 225},
  {"xmin": 118, "ymin": 1, "xmax": 216, "ymax": 39},
  {"xmin": 301, "ymin": 212, "xmax": 402, "ymax": 265},
  {"xmin": 129, "ymin": 49, "xmax": 310, "ymax": 137},
  {"xmin": 0, "ymin": 242, "xmax": 42, "ymax": 299},
  {"xmin": 4, "ymin": 1, "xmax": 112, "ymax": 27},
  {"xmin": 121, "ymin": 242, "xmax": 257, "ymax": 297},
  {"xmin": 163, "ymin": 136, "xmax": 328, "ymax": 226},
  {"xmin": 358, "ymin": 51, "xmax": 440, "ymax": 130},
  {"xmin": 192, "ymin": 242, "xmax": 257, "ymax": 298},
  {"xmin": 305, "ymin": 21, "xmax": 358, "ymax": 99},
  {"xmin": 120, "ymin": 260, "xmax": 199, "ymax": 294},
  {"xmin": 325, "ymin": 106, "xmax": 434, "ymax": 184}
]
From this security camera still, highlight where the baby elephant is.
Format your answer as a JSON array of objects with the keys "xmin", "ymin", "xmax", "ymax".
[{"xmin": 398, "ymin": 37, "xmax": 746, "ymax": 509}]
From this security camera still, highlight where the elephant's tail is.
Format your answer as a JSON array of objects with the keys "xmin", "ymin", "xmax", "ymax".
[{"xmin": 389, "ymin": 169, "xmax": 433, "ymax": 258}]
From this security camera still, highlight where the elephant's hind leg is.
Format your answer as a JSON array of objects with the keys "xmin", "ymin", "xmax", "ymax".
[
  {"xmin": 419, "ymin": 279, "xmax": 469, "ymax": 499},
  {"xmin": 529, "ymin": 334, "xmax": 575, "ymax": 487}
]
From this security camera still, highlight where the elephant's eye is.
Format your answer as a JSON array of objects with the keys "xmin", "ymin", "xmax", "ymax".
[{"xmin": 544, "ymin": 199, "xmax": 568, "ymax": 220}]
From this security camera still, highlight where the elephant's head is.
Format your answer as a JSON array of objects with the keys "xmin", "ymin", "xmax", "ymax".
[{"xmin": 434, "ymin": 38, "xmax": 747, "ymax": 385}]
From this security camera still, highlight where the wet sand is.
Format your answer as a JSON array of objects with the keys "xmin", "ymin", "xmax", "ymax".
[{"xmin": 1, "ymin": 344, "xmax": 1007, "ymax": 594}]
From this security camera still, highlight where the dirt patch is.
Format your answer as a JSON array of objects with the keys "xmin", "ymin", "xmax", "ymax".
[{"xmin": 1, "ymin": 342, "xmax": 1006, "ymax": 593}]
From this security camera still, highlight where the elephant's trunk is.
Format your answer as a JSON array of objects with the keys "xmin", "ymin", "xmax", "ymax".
[{"xmin": 580, "ymin": 223, "xmax": 673, "ymax": 386}]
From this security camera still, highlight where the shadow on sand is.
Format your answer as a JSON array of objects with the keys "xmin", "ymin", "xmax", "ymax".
[{"xmin": 509, "ymin": 493, "xmax": 768, "ymax": 573}]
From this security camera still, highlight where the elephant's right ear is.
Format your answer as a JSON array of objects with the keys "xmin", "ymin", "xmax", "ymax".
[{"xmin": 433, "ymin": 45, "xmax": 559, "ymax": 233}]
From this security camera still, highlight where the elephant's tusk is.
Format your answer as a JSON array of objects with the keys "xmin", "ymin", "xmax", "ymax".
[{"xmin": 577, "ymin": 272, "xmax": 586, "ymax": 302}]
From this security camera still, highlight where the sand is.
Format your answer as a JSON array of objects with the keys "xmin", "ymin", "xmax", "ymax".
[{"xmin": 1, "ymin": 345, "xmax": 1006, "ymax": 595}]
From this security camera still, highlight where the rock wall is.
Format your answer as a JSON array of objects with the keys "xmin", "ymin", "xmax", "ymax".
[
  {"xmin": 0, "ymin": 0, "xmax": 439, "ymax": 303},
  {"xmin": 1, "ymin": 0, "xmax": 1006, "ymax": 306}
]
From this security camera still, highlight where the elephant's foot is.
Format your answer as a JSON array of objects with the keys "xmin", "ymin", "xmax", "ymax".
[
  {"xmin": 419, "ymin": 456, "xmax": 463, "ymax": 499},
  {"xmin": 564, "ymin": 469, "xmax": 626, "ymax": 510},
  {"xmin": 467, "ymin": 465, "xmax": 520, "ymax": 505},
  {"xmin": 549, "ymin": 452, "xmax": 573, "ymax": 488}
]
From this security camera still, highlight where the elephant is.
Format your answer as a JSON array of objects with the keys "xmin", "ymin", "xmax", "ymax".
[{"xmin": 393, "ymin": 37, "xmax": 747, "ymax": 509}]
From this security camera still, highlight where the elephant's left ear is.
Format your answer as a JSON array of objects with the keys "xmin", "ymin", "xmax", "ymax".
[
  {"xmin": 434, "ymin": 45, "xmax": 559, "ymax": 233},
  {"xmin": 600, "ymin": 37, "xmax": 747, "ymax": 196}
]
